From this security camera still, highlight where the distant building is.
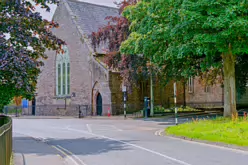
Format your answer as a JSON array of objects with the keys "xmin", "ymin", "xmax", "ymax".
[
  {"xmin": 185, "ymin": 77, "xmax": 224, "ymax": 109},
  {"xmin": 185, "ymin": 77, "xmax": 248, "ymax": 109}
]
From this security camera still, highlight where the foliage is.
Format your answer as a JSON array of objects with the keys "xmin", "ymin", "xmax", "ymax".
[
  {"xmin": 3, "ymin": 108, "xmax": 22, "ymax": 115},
  {"xmin": 121, "ymin": 0, "xmax": 248, "ymax": 116},
  {"xmin": 166, "ymin": 117, "xmax": 248, "ymax": 146},
  {"xmin": 0, "ymin": 0, "xmax": 65, "ymax": 110},
  {"xmin": 0, "ymin": 85, "xmax": 16, "ymax": 111},
  {"xmin": 154, "ymin": 106, "xmax": 169, "ymax": 112},
  {"xmin": 14, "ymin": 96, "xmax": 22, "ymax": 106},
  {"xmin": 154, "ymin": 105, "xmax": 201, "ymax": 113},
  {"xmin": 236, "ymin": 55, "xmax": 248, "ymax": 99},
  {"xmin": 90, "ymin": 0, "xmax": 153, "ymax": 91},
  {"xmin": 177, "ymin": 106, "xmax": 202, "ymax": 112}
]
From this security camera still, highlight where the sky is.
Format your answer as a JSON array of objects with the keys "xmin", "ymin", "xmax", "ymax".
[{"xmin": 35, "ymin": 0, "xmax": 120, "ymax": 21}]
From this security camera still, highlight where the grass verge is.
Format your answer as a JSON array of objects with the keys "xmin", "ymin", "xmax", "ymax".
[{"xmin": 166, "ymin": 117, "xmax": 248, "ymax": 147}]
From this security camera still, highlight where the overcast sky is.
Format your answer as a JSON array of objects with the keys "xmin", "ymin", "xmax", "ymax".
[{"xmin": 35, "ymin": 0, "xmax": 120, "ymax": 21}]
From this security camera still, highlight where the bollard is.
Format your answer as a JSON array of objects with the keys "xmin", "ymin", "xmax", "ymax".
[
  {"xmin": 107, "ymin": 107, "xmax": 111, "ymax": 117},
  {"xmin": 78, "ymin": 105, "xmax": 81, "ymax": 118}
]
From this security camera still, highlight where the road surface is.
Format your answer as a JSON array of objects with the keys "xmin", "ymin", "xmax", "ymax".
[{"xmin": 13, "ymin": 118, "xmax": 248, "ymax": 165}]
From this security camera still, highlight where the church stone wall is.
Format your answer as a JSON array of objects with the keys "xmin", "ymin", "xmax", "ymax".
[
  {"xmin": 36, "ymin": 0, "xmax": 91, "ymax": 107},
  {"xmin": 108, "ymin": 73, "xmax": 183, "ymax": 115},
  {"xmin": 91, "ymin": 58, "xmax": 112, "ymax": 115}
]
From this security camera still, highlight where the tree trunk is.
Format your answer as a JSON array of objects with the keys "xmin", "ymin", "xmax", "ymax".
[{"xmin": 223, "ymin": 52, "xmax": 237, "ymax": 117}]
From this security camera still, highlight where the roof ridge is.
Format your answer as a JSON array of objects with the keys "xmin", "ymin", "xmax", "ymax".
[{"xmin": 66, "ymin": 0, "xmax": 119, "ymax": 10}]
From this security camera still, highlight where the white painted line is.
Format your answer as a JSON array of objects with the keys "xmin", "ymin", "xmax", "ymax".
[
  {"xmin": 111, "ymin": 125, "xmax": 123, "ymax": 131},
  {"xmin": 166, "ymin": 135, "xmax": 248, "ymax": 155},
  {"xmin": 57, "ymin": 145, "xmax": 87, "ymax": 165},
  {"xmin": 66, "ymin": 127, "xmax": 192, "ymax": 165},
  {"xmin": 159, "ymin": 130, "xmax": 164, "ymax": 136},
  {"xmin": 90, "ymin": 124, "xmax": 123, "ymax": 132},
  {"xmin": 86, "ymin": 124, "xmax": 92, "ymax": 133},
  {"xmin": 155, "ymin": 130, "xmax": 164, "ymax": 136},
  {"xmin": 52, "ymin": 145, "xmax": 80, "ymax": 165}
]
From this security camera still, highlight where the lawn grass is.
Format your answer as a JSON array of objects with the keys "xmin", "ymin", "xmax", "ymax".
[{"xmin": 166, "ymin": 117, "xmax": 248, "ymax": 146}]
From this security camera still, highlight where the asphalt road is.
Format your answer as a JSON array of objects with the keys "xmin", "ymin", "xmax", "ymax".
[{"xmin": 13, "ymin": 118, "xmax": 248, "ymax": 165}]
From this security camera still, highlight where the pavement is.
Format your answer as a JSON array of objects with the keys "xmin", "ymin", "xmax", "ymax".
[{"xmin": 13, "ymin": 118, "xmax": 248, "ymax": 165}]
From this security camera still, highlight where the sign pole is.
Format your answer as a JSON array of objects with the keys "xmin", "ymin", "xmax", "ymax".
[
  {"xmin": 124, "ymin": 95, "xmax": 127, "ymax": 119},
  {"xmin": 174, "ymin": 82, "xmax": 178, "ymax": 125},
  {"xmin": 122, "ymin": 85, "xmax": 127, "ymax": 119}
]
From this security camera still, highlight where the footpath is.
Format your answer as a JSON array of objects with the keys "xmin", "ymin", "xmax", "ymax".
[
  {"xmin": 13, "ymin": 132, "xmax": 65, "ymax": 165},
  {"xmin": 11, "ymin": 115, "xmax": 135, "ymax": 120}
]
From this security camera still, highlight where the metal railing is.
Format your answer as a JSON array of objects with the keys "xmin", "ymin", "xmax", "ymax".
[
  {"xmin": 2, "ymin": 102, "xmax": 227, "ymax": 117},
  {"xmin": 2, "ymin": 104, "xmax": 145, "ymax": 117},
  {"xmin": 0, "ymin": 115, "xmax": 12, "ymax": 165}
]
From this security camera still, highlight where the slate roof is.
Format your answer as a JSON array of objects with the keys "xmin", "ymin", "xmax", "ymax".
[{"xmin": 67, "ymin": 0, "xmax": 119, "ymax": 36}]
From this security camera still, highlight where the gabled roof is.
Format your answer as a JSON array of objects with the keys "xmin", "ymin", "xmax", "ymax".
[{"xmin": 67, "ymin": 0, "xmax": 119, "ymax": 35}]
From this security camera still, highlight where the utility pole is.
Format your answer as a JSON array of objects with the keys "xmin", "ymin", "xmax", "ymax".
[
  {"xmin": 150, "ymin": 57, "xmax": 154, "ymax": 116},
  {"xmin": 174, "ymin": 82, "xmax": 178, "ymax": 125}
]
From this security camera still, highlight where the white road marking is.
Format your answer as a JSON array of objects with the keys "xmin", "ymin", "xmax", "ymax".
[
  {"xmin": 66, "ymin": 127, "xmax": 192, "ymax": 165},
  {"xmin": 159, "ymin": 130, "xmax": 163, "ymax": 136},
  {"xmin": 159, "ymin": 129, "xmax": 164, "ymax": 136},
  {"xmin": 57, "ymin": 145, "xmax": 87, "ymax": 165},
  {"xmin": 89, "ymin": 124, "xmax": 123, "ymax": 132},
  {"xmin": 166, "ymin": 135, "xmax": 248, "ymax": 155},
  {"xmin": 86, "ymin": 124, "xmax": 92, "ymax": 133},
  {"xmin": 111, "ymin": 125, "xmax": 123, "ymax": 131},
  {"xmin": 155, "ymin": 130, "xmax": 164, "ymax": 136},
  {"xmin": 52, "ymin": 145, "xmax": 80, "ymax": 165},
  {"xmin": 14, "ymin": 131, "xmax": 84, "ymax": 165}
]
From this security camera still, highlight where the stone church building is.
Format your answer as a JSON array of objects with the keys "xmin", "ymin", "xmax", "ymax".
[
  {"xmin": 34, "ymin": 0, "xmax": 180, "ymax": 116},
  {"xmin": 33, "ymin": 0, "xmax": 247, "ymax": 116}
]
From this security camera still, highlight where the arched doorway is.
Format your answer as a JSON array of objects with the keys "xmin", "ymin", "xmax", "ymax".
[{"xmin": 96, "ymin": 93, "xmax": 102, "ymax": 116}]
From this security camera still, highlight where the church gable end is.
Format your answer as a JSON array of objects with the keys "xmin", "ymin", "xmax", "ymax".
[{"xmin": 35, "ymin": 0, "xmax": 120, "ymax": 116}]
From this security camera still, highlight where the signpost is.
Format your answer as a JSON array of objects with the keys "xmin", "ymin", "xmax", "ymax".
[
  {"xmin": 174, "ymin": 82, "xmax": 178, "ymax": 125},
  {"xmin": 122, "ymin": 85, "xmax": 127, "ymax": 119}
]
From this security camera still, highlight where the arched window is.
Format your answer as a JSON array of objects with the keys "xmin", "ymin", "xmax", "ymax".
[{"xmin": 56, "ymin": 46, "xmax": 70, "ymax": 96}]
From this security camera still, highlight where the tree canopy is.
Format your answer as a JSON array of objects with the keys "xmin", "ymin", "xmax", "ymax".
[
  {"xmin": 120, "ymin": 0, "xmax": 248, "ymax": 116},
  {"xmin": 91, "ymin": 0, "xmax": 155, "ymax": 91},
  {"xmin": 0, "ymin": 0, "xmax": 65, "ymax": 110}
]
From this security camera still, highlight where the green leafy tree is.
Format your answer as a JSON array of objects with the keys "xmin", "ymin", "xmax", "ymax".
[
  {"xmin": 121, "ymin": 0, "xmax": 248, "ymax": 117},
  {"xmin": 236, "ymin": 55, "xmax": 248, "ymax": 100},
  {"xmin": 90, "ymin": 0, "xmax": 152, "ymax": 91},
  {"xmin": 0, "ymin": 0, "xmax": 65, "ymax": 111}
]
